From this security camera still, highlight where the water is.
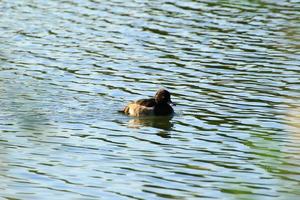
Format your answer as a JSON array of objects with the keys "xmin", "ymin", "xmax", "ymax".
[{"xmin": 1, "ymin": 0, "xmax": 300, "ymax": 199}]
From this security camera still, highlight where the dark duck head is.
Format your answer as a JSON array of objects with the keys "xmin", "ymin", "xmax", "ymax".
[
  {"xmin": 154, "ymin": 89, "xmax": 175, "ymax": 105},
  {"xmin": 153, "ymin": 89, "xmax": 175, "ymax": 116}
]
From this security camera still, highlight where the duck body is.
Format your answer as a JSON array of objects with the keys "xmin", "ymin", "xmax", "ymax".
[{"xmin": 122, "ymin": 89, "xmax": 175, "ymax": 117}]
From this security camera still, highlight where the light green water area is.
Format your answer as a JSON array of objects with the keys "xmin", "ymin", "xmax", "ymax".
[{"xmin": 0, "ymin": 0, "xmax": 300, "ymax": 199}]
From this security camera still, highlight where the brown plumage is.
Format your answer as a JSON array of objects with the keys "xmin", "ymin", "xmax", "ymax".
[{"xmin": 122, "ymin": 89, "xmax": 175, "ymax": 117}]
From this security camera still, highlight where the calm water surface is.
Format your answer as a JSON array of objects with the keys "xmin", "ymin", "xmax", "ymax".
[{"xmin": 1, "ymin": 0, "xmax": 300, "ymax": 199}]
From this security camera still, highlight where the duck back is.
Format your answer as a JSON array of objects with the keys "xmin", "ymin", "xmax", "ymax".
[{"xmin": 135, "ymin": 98, "xmax": 156, "ymax": 107}]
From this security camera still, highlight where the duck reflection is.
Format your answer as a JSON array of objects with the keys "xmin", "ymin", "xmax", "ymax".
[{"xmin": 128, "ymin": 116, "xmax": 173, "ymax": 137}]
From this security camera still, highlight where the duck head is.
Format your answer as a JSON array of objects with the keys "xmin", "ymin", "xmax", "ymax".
[{"xmin": 154, "ymin": 89, "xmax": 175, "ymax": 105}]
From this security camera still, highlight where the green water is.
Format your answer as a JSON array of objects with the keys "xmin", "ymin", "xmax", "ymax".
[{"xmin": 0, "ymin": 0, "xmax": 300, "ymax": 199}]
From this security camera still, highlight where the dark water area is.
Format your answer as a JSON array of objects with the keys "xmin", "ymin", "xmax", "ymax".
[{"xmin": 0, "ymin": 0, "xmax": 300, "ymax": 199}]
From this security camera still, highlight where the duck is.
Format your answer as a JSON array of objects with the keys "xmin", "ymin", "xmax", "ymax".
[{"xmin": 122, "ymin": 89, "xmax": 175, "ymax": 117}]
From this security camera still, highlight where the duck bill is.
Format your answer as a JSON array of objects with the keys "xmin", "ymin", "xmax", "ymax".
[{"xmin": 169, "ymin": 100, "xmax": 176, "ymax": 106}]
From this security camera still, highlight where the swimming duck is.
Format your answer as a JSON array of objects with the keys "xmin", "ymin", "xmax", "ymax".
[{"xmin": 122, "ymin": 89, "xmax": 175, "ymax": 117}]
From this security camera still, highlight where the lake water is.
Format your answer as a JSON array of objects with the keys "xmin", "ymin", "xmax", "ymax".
[{"xmin": 0, "ymin": 0, "xmax": 300, "ymax": 199}]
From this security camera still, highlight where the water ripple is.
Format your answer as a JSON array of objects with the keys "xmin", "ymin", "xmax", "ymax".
[{"xmin": 1, "ymin": 0, "xmax": 300, "ymax": 199}]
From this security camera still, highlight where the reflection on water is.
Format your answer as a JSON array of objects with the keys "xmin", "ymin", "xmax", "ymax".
[
  {"xmin": 128, "ymin": 116, "xmax": 173, "ymax": 130},
  {"xmin": 1, "ymin": 0, "xmax": 300, "ymax": 199},
  {"xmin": 128, "ymin": 116, "xmax": 173, "ymax": 138}
]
